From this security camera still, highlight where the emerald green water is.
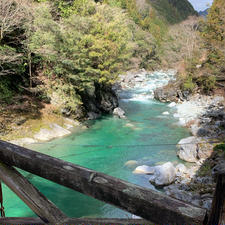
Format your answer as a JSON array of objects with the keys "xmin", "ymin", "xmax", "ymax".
[{"xmin": 3, "ymin": 72, "xmax": 190, "ymax": 218}]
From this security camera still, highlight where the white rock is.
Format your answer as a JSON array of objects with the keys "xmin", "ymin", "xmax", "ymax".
[
  {"xmin": 10, "ymin": 138, "xmax": 37, "ymax": 147},
  {"xmin": 162, "ymin": 111, "xmax": 169, "ymax": 115},
  {"xmin": 132, "ymin": 215, "xmax": 142, "ymax": 219},
  {"xmin": 113, "ymin": 107, "xmax": 126, "ymax": 119},
  {"xmin": 124, "ymin": 160, "xmax": 138, "ymax": 169},
  {"xmin": 149, "ymin": 162, "xmax": 176, "ymax": 187},
  {"xmin": 133, "ymin": 165, "xmax": 155, "ymax": 174},
  {"xmin": 34, "ymin": 123, "xmax": 71, "ymax": 141},
  {"xmin": 177, "ymin": 136, "xmax": 199, "ymax": 162},
  {"xmin": 168, "ymin": 102, "xmax": 176, "ymax": 107},
  {"xmin": 175, "ymin": 164, "xmax": 187, "ymax": 174},
  {"xmin": 125, "ymin": 123, "xmax": 135, "ymax": 128},
  {"xmin": 190, "ymin": 123, "xmax": 200, "ymax": 136},
  {"xmin": 64, "ymin": 118, "xmax": 81, "ymax": 126},
  {"xmin": 64, "ymin": 124, "xmax": 74, "ymax": 130}
]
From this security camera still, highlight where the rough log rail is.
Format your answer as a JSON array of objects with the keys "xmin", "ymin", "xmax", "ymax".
[
  {"xmin": 0, "ymin": 217, "xmax": 152, "ymax": 225},
  {"xmin": 207, "ymin": 162, "xmax": 225, "ymax": 225},
  {"xmin": 0, "ymin": 140, "xmax": 207, "ymax": 224},
  {"xmin": 0, "ymin": 162, "xmax": 69, "ymax": 224}
]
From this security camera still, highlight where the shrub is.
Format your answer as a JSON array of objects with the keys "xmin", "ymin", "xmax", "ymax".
[{"xmin": 182, "ymin": 76, "xmax": 196, "ymax": 92}]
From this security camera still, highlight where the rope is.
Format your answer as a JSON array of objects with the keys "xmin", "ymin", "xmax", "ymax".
[
  {"xmin": 31, "ymin": 140, "xmax": 221, "ymax": 148},
  {"xmin": 38, "ymin": 141, "xmax": 221, "ymax": 160},
  {"xmin": 0, "ymin": 181, "xmax": 5, "ymax": 217}
]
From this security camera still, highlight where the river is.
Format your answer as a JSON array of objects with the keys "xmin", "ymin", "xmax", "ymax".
[{"xmin": 3, "ymin": 70, "xmax": 190, "ymax": 218}]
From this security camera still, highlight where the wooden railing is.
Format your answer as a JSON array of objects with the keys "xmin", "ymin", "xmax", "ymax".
[{"xmin": 0, "ymin": 140, "xmax": 223, "ymax": 224}]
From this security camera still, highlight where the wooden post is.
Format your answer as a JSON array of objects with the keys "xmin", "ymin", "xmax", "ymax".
[
  {"xmin": 0, "ymin": 161, "xmax": 69, "ymax": 224},
  {"xmin": 0, "ymin": 140, "xmax": 207, "ymax": 225},
  {"xmin": 207, "ymin": 163, "xmax": 225, "ymax": 225}
]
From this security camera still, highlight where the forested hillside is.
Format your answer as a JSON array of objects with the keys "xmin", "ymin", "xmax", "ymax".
[
  {"xmin": 0, "ymin": 0, "xmax": 197, "ymax": 127},
  {"xmin": 176, "ymin": 0, "xmax": 225, "ymax": 94}
]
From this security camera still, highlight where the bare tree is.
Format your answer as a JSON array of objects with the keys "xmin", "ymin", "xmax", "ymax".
[
  {"xmin": 0, "ymin": 0, "xmax": 30, "ymax": 41},
  {"xmin": 0, "ymin": 0, "xmax": 33, "ymax": 79}
]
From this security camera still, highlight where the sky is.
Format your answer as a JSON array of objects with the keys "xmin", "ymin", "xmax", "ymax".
[{"xmin": 188, "ymin": 0, "xmax": 213, "ymax": 11}]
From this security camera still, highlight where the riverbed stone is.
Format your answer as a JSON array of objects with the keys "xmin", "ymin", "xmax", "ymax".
[
  {"xmin": 149, "ymin": 162, "xmax": 176, "ymax": 187},
  {"xmin": 124, "ymin": 160, "xmax": 138, "ymax": 169},
  {"xmin": 133, "ymin": 165, "xmax": 155, "ymax": 174},
  {"xmin": 113, "ymin": 107, "xmax": 126, "ymax": 119},
  {"xmin": 168, "ymin": 102, "xmax": 176, "ymax": 107}
]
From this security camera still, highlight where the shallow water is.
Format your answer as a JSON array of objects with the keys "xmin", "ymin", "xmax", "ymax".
[{"xmin": 3, "ymin": 71, "xmax": 190, "ymax": 218}]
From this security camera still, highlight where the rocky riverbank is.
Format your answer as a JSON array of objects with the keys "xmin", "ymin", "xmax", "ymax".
[
  {"xmin": 163, "ymin": 94, "xmax": 225, "ymax": 210},
  {"xmin": 0, "ymin": 83, "xmax": 118, "ymax": 146},
  {"xmin": 9, "ymin": 117, "xmax": 87, "ymax": 147},
  {"xmin": 120, "ymin": 70, "xmax": 225, "ymax": 211},
  {"xmin": 154, "ymin": 93, "xmax": 224, "ymax": 210}
]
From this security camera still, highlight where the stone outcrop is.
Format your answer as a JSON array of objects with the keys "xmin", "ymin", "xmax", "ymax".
[
  {"xmin": 154, "ymin": 82, "xmax": 190, "ymax": 103},
  {"xmin": 80, "ymin": 83, "xmax": 118, "ymax": 120}
]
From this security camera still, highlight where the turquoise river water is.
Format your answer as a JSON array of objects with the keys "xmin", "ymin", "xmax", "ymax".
[{"xmin": 3, "ymin": 71, "xmax": 190, "ymax": 218}]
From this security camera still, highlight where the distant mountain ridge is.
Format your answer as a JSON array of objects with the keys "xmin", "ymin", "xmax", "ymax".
[
  {"xmin": 198, "ymin": 8, "xmax": 209, "ymax": 17},
  {"xmin": 148, "ymin": 0, "xmax": 198, "ymax": 24}
]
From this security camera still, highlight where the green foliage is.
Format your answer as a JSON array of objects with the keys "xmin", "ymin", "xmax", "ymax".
[
  {"xmin": 104, "ymin": 0, "xmax": 168, "ymax": 45},
  {"xmin": 0, "ymin": 78, "xmax": 14, "ymax": 101},
  {"xmin": 151, "ymin": 0, "xmax": 197, "ymax": 24},
  {"xmin": 196, "ymin": 75, "xmax": 216, "ymax": 93},
  {"xmin": 56, "ymin": 0, "xmax": 96, "ymax": 17},
  {"xmin": 213, "ymin": 143, "xmax": 225, "ymax": 152},
  {"xmin": 201, "ymin": 0, "xmax": 225, "ymax": 80},
  {"xmin": 29, "ymin": 2, "xmax": 134, "ymax": 110},
  {"xmin": 182, "ymin": 76, "xmax": 196, "ymax": 92},
  {"xmin": 0, "ymin": 45, "xmax": 26, "ymax": 101},
  {"xmin": 197, "ymin": 162, "xmax": 211, "ymax": 177}
]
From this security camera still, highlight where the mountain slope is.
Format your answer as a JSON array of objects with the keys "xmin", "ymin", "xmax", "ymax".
[
  {"xmin": 148, "ymin": 0, "xmax": 197, "ymax": 24},
  {"xmin": 199, "ymin": 8, "xmax": 209, "ymax": 17}
]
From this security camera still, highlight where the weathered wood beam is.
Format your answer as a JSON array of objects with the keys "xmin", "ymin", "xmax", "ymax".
[
  {"xmin": 208, "ymin": 166, "xmax": 225, "ymax": 225},
  {"xmin": 0, "ymin": 140, "xmax": 207, "ymax": 225},
  {"xmin": 0, "ymin": 217, "xmax": 152, "ymax": 225},
  {"xmin": 0, "ymin": 161, "xmax": 69, "ymax": 224}
]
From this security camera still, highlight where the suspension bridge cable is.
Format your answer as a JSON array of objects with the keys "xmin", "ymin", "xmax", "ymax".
[{"xmin": 28, "ymin": 140, "xmax": 223, "ymax": 160}]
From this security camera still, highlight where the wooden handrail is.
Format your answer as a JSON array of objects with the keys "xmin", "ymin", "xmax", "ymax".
[
  {"xmin": 207, "ymin": 162, "xmax": 225, "ymax": 225},
  {"xmin": 0, "ymin": 162, "xmax": 69, "ymax": 224},
  {"xmin": 0, "ymin": 140, "xmax": 207, "ymax": 224},
  {"xmin": 0, "ymin": 217, "xmax": 152, "ymax": 225}
]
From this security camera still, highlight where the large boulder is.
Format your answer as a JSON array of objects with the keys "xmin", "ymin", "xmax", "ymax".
[
  {"xmin": 149, "ymin": 162, "xmax": 176, "ymax": 187},
  {"xmin": 177, "ymin": 136, "xmax": 199, "ymax": 162},
  {"xmin": 79, "ymin": 83, "xmax": 119, "ymax": 119},
  {"xmin": 177, "ymin": 136, "xmax": 213, "ymax": 162},
  {"xmin": 164, "ymin": 184, "xmax": 202, "ymax": 206},
  {"xmin": 113, "ymin": 107, "xmax": 126, "ymax": 119}
]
